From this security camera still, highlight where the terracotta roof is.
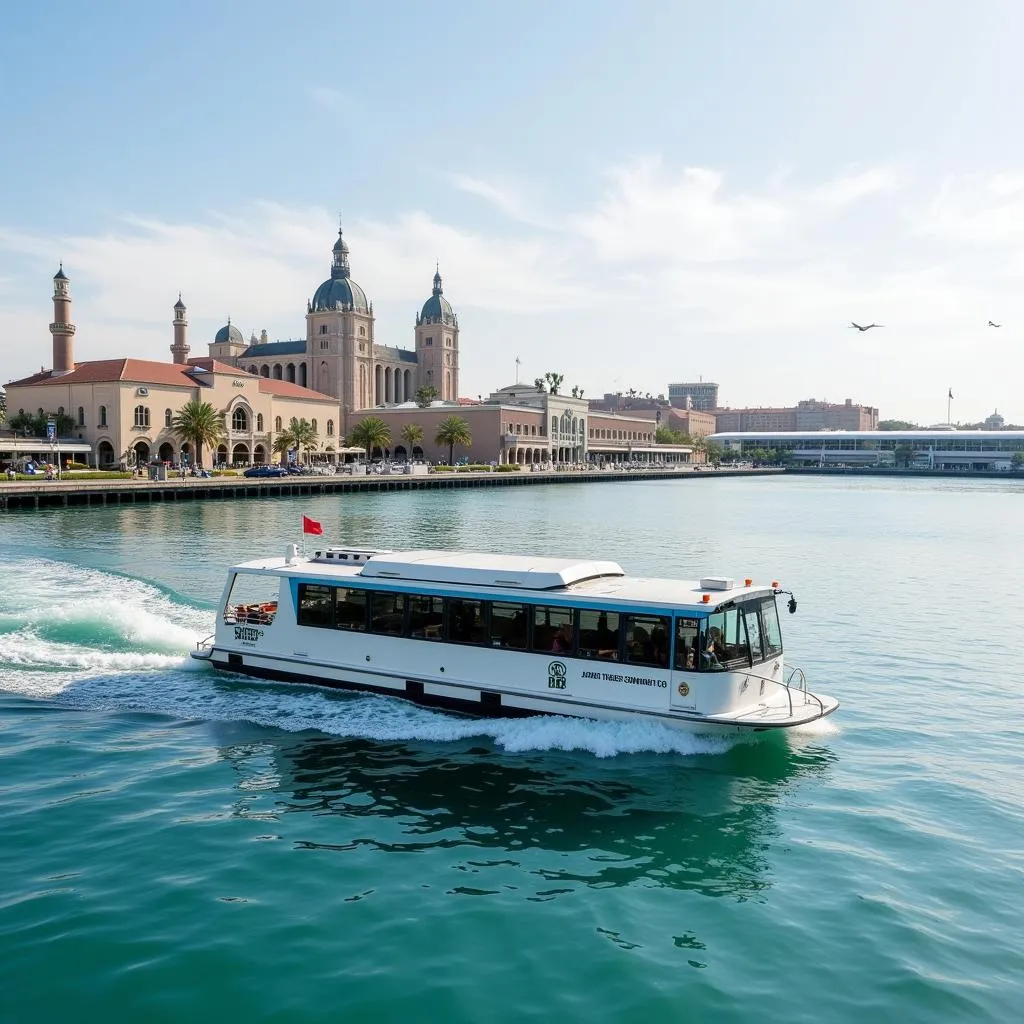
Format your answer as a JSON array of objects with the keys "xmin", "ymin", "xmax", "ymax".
[
  {"xmin": 6, "ymin": 358, "xmax": 206, "ymax": 389},
  {"xmin": 258, "ymin": 378, "xmax": 337, "ymax": 403},
  {"xmin": 186, "ymin": 357, "xmax": 256, "ymax": 375}
]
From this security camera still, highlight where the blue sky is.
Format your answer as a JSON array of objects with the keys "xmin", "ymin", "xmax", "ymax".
[{"xmin": 3, "ymin": 0, "xmax": 1024, "ymax": 422}]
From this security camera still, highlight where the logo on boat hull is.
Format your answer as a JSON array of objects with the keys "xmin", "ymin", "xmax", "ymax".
[
  {"xmin": 548, "ymin": 660, "xmax": 567, "ymax": 690},
  {"xmin": 234, "ymin": 626, "xmax": 264, "ymax": 643}
]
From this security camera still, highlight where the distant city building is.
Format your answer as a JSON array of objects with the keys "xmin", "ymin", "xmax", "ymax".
[
  {"xmin": 349, "ymin": 383, "xmax": 689, "ymax": 465},
  {"xmin": 669, "ymin": 381, "xmax": 719, "ymax": 411},
  {"xmin": 712, "ymin": 398, "xmax": 878, "ymax": 433},
  {"xmin": 984, "ymin": 410, "xmax": 1005, "ymax": 429}
]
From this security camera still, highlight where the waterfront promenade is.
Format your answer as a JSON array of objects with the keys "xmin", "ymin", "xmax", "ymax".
[{"xmin": 0, "ymin": 466, "xmax": 778, "ymax": 512}]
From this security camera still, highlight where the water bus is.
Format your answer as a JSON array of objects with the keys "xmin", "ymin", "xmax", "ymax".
[{"xmin": 192, "ymin": 545, "xmax": 839, "ymax": 732}]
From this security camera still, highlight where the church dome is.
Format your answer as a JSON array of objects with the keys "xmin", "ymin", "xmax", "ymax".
[
  {"xmin": 310, "ymin": 228, "xmax": 370, "ymax": 313},
  {"xmin": 417, "ymin": 268, "xmax": 456, "ymax": 326},
  {"xmin": 214, "ymin": 320, "xmax": 244, "ymax": 344}
]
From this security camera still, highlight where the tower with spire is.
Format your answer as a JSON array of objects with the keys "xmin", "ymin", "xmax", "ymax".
[
  {"xmin": 49, "ymin": 264, "xmax": 77, "ymax": 375},
  {"xmin": 171, "ymin": 294, "xmax": 190, "ymax": 364},
  {"xmin": 415, "ymin": 265, "xmax": 459, "ymax": 401},
  {"xmin": 305, "ymin": 225, "xmax": 375, "ymax": 414}
]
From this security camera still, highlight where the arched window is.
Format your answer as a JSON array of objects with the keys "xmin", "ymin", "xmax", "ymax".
[
  {"xmin": 551, "ymin": 416, "xmax": 557, "ymax": 436},
  {"xmin": 359, "ymin": 326, "xmax": 365, "ymax": 337},
  {"xmin": 77, "ymin": 407, "xmax": 85, "ymax": 426},
  {"xmin": 248, "ymin": 365, "xmax": 258, "ymax": 375},
  {"xmin": 273, "ymin": 365, "xmax": 282, "ymax": 379},
  {"xmin": 134, "ymin": 405, "xmax": 150, "ymax": 428},
  {"xmin": 260, "ymin": 366, "xmax": 270, "ymax": 378},
  {"xmin": 274, "ymin": 416, "xmax": 282, "ymax": 431},
  {"xmin": 256, "ymin": 413, "xmax": 264, "ymax": 431},
  {"xmin": 327, "ymin": 419, "xmax": 334, "ymax": 436},
  {"xmin": 232, "ymin": 407, "xmax": 248, "ymax": 431},
  {"xmin": 319, "ymin": 324, "xmax": 328, "ymax": 335},
  {"xmin": 311, "ymin": 419, "xmax": 318, "ymax": 433},
  {"xmin": 165, "ymin": 408, "xmax": 172, "ymax": 427},
  {"xmin": 99, "ymin": 406, "xmax": 107, "ymax": 427}
]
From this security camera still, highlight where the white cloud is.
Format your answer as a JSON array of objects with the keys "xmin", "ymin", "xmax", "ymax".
[{"xmin": 307, "ymin": 86, "xmax": 347, "ymax": 110}]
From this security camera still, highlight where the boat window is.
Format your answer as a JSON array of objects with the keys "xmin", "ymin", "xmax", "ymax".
[
  {"xmin": 531, "ymin": 605, "xmax": 574, "ymax": 655},
  {"xmin": 297, "ymin": 583, "xmax": 333, "ymax": 628},
  {"xmin": 743, "ymin": 604, "xmax": 764, "ymax": 663},
  {"xmin": 624, "ymin": 614, "xmax": 670, "ymax": 668},
  {"xmin": 702, "ymin": 607, "xmax": 749, "ymax": 670},
  {"xmin": 760, "ymin": 597, "xmax": 783, "ymax": 658},
  {"xmin": 408, "ymin": 594, "xmax": 444, "ymax": 640},
  {"xmin": 226, "ymin": 574, "xmax": 282, "ymax": 625},
  {"xmin": 370, "ymin": 591, "xmax": 406, "ymax": 636},
  {"xmin": 447, "ymin": 598, "xmax": 487, "ymax": 645},
  {"xmin": 334, "ymin": 587, "xmax": 368, "ymax": 632},
  {"xmin": 674, "ymin": 617, "xmax": 700, "ymax": 670},
  {"xmin": 577, "ymin": 609, "xmax": 620, "ymax": 660},
  {"xmin": 490, "ymin": 602, "xmax": 528, "ymax": 649}
]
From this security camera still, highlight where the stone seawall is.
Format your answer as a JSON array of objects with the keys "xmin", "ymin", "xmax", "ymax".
[{"xmin": 0, "ymin": 467, "xmax": 778, "ymax": 512}]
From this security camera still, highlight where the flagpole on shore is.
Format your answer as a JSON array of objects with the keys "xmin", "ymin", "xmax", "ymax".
[{"xmin": 947, "ymin": 388, "xmax": 953, "ymax": 426}]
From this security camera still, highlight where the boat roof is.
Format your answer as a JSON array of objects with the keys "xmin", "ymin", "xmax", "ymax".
[{"xmin": 230, "ymin": 548, "xmax": 775, "ymax": 611}]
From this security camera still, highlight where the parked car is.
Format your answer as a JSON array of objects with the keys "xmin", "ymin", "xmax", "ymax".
[{"xmin": 243, "ymin": 465, "xmax": 289, "ymax": 478}]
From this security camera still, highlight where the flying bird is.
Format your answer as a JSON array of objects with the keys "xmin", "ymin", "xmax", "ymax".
[
  {"xmin": 849, "ymin": 322, "xmax": 883, "ymax": 331},
  {"xmin": 988, "ymin": 320, "xmax": 1001, "ymax": 327}
]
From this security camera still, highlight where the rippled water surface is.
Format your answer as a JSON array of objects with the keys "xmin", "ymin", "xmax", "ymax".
[{"xmin": 2, "ymin": 476, "xmax": 1023, "ymax": 1022}]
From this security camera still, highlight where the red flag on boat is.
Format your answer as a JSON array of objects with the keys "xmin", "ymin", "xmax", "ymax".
[{"xmin": 302, "ymin": 515, "xmax": 323, "ymax": 535}]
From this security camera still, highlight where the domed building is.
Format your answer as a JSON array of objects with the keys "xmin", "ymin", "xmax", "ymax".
[{"xmin": 211, "ymin": 225, "xmax": 461, "ymax": 415}]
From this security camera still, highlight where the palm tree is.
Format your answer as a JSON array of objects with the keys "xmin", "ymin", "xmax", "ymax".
[
  {"xmin": 171, "ymin": 399, "xmax": 225, "ymax": 468},
  {"xmin": 349, "ymin": 416, "xmax": 392, "ymax": 459},
  {"xmin": 400, "ymin": 423, "xmax": 424, "ymax": 461},
  {"xmin": 543, "ymin": 372, "xmax": 564, "ymax": 395},
  {"xmin": 273, "ymin": 428, "xmax": 295, "ymax": 466},
  {"xmin": 435, "ymin": 415, "xmax": 472, "ymax": 465},
  {"xmin": 285, "ymin": 417, "xmax": 319, "ymax": 464}
]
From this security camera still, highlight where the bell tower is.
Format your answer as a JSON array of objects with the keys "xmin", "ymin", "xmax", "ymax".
[
  {"xmin": 49, "ymin": 264, "xmax": 76, "ymax": 375},
  {"xmin": 415, "ymin": 266, "xmax": 459, "ymax": 401},
  {"xmin": 171, "ymin": 294, "xmax": 190, "ymax": 363}
]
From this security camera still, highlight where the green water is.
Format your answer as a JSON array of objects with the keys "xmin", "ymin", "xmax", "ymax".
[{"xmin": 1, "ymin": 477, "xmax": 1022, "ymax": 1021}]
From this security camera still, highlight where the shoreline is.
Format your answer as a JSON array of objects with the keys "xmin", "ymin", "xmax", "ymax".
[{"xmin": 0, "ymin": 466, "xmax": 778, "ymax": 512}]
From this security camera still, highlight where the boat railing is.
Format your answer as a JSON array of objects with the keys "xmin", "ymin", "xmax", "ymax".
[
  {"xmin": 741, "ymin": 664, "xmax": 823, "ymax": 719},
  {"xmin": 196, "ymin": 633, "xmax": 215, "ymax": 653},
  {"xmin": 223, "ymin": 602, "xmax": 278, "ymax": 626}
]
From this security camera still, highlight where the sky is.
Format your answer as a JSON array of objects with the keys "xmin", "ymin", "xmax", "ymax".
[{"xmin": 2, "ymin": 0, "xmax": 1024, "ymax": 424}]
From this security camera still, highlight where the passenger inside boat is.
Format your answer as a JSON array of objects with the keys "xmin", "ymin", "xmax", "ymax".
[{"xmin": 703, "ymin": 626, "xmax": 724, "ymax": 670}]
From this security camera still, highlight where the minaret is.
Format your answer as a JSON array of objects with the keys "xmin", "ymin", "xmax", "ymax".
[
  {"xmin": 171, "ymin": 294, "xmax": 190, "ymax": 363},
  {"xmin": 49, "ymin": 264, "xmax": 76, "ymax": 375}
]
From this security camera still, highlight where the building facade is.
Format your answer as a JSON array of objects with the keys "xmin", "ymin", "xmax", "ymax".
[
  {"xmin": 712, "ymin": 399, "xmax": 878, "ymax": 433},
  {"xmin": 5, "ymin": 269, "xmax": 339, "ymax": 468},
  {"xmin": 215, "ymin": 228, "xmax": 460, "ymax": 415},
  {"xmin": 669, "ymin": 381, "xmax": 720, "ymax": 410}
]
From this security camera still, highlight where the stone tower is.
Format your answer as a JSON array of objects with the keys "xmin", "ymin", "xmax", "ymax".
[
  {"xmin": 415, "ymin": 267, "xmax": 459, "ymax": 401},
  {"xmin": 171, "ymin": 294, "xmax": 190, "ymax": 363},
  {"xmin": 49, "ymin": 264, "xmax": 76, "ymax": 375},
  {"xmin": 305, "ymin": 227, "xmax": 374, "ymax": 414}
]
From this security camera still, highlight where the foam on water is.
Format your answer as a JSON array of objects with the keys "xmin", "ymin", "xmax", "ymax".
[{"xmin": 0, "ymin": 557, "xmax": 746, "ymax": 758}]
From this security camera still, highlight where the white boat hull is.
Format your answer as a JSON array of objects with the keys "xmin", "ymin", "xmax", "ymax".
[{"xmin": 192, "ymin": 645, "xmax": 839, "ymax": 733}]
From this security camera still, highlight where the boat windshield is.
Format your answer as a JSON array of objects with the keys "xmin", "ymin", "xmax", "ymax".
[
  {"xmin": 694, "ymin": 596, "xmax": 783, "ymax": 671},
  {"xmin": 223, "ymin": 572, "xmax": 282, "ymax": 626}
]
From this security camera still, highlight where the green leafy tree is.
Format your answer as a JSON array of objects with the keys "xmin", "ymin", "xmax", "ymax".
[
  {"xmin": 7, "ymin": 409, "xmax": 76, "ymax": 437},
  {"xmin": 0, "ymin": 387, "xmax": 6, "ymax": 425},
  {"xmin": 878, "ymin": 419, "xmax": 919, "ymax": 431},
  {"xmin": 570, "ymin": 385, "xmax": 585, "ymax": 399},
  {"xmin": 349, "ymin": 416, "xmax": 392, "ymax": 458},
  {"xmin": 415, "ymin": 385, "xmax": 438, "ymax": 408},
  {"xmin": 1012, "ymin": 452, "xmax": 1024, "ymax": 472},
  {"xmin": 435, "ymin": 415, "xmax": 472, "ymax": 465},
  {"xmin": 399, "ymin": 422, "xmax": 424, "ymax": 461},
  {"xmin": 893, "ymin": 443, "xmax": 915, "ymax": 468},
  {"xmin": 655, "ymin": 425, "xmax": 686, "ymax": 444},
  {"xmin": 704, "ymin": 440, "xmax": 724, "ymax": 467},
  {"xmin": 170, "ymin": 400, "xmax": 226, "ymax": 468}
]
